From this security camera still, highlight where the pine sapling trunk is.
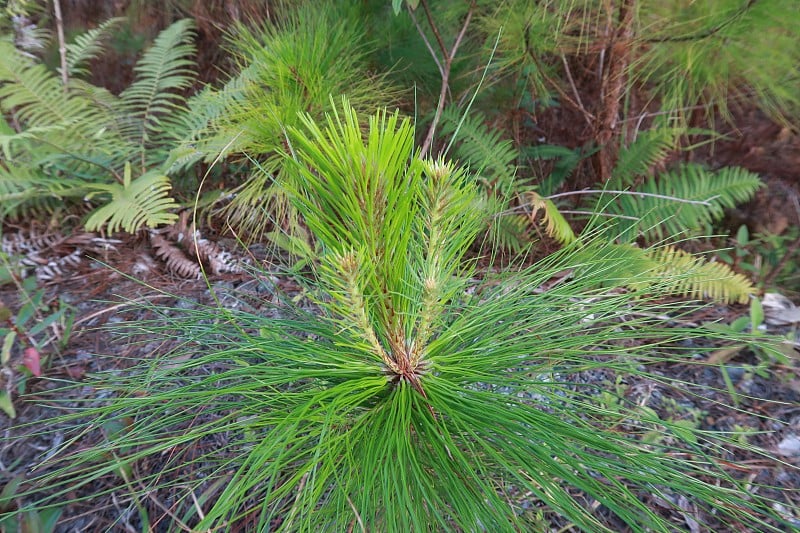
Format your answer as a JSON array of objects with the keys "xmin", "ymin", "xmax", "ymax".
[{"xmin": 595, "ymin": 0, "xmax": 635, "ymax": 181}]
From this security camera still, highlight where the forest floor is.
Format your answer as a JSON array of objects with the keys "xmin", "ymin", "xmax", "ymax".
[{"xmin": 2, "ymin": 108, "xmax": 800, "ymax": 531}]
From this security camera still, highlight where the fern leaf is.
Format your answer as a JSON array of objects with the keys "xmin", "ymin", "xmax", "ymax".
[
  {"xmin": 526, "ymin": 191, "xmax": 576, "ymax": 244},
  {"xmin": 602, "ymin": 164, "xmax": 762, "ymax": 241},
  {"xmin": 571, "ymin": 243, "xmax": 657, "ymax": 287},
  {"xmin": 642, "ymin": 246, "xmax": 756, "ymax": 304},
  {"xmin": 522, "ymin": 144, "xmax": 583, "ymax": 196},
  {"xmin": 0, "ymin": 41, "xmax": 91, "ymax": 127},
  {"xmin": 0, "ymin": 41, "xmax": 119, "ymax": 164},
  {"xmin": 480, "ymin": 195, "xmax": 528, "ymax": 252},
  {"xmin": 161, "ymin": 81, "xmax": 249, "ymax": 173},
  {"xmin": 573, "ymin": 242, "xmax": 755, "ymax": 303},
  {"xmin": 85, "ymin": 163, "xmax": 178, "ymax": 233},
  {"xmin": 0, "ymin": 164, "xmax": 87, "ymax": 218},
  {"xmin": 167, "ymin": 79, "xmax": 246, "ymax": 143},
  {"xmin": 439, "ymin": 105, "xmax": 518, "ymax": 190},
  {"xmin": 438, "ymin": 106, "xmax": 530, "ymax": 250},
  {"xmin": 119, "ymin": 19, "xmax": 196, "ymax": 147},
  {"xmin": 65, "ymin": 18, "xmax": 124, "ymax": 77},
  {"xmin": 611, "ymin": 128, "xmax": 679, "ymax": 186}
]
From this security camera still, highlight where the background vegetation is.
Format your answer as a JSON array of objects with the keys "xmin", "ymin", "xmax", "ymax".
[{"xmin": 0, "ymin": 0, "xmax": 798, "ymax": 530}]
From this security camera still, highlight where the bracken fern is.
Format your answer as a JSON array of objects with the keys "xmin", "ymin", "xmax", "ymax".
[{"xmin": 0, "ymin": 18, "xmax": 196, "ymax": 231}]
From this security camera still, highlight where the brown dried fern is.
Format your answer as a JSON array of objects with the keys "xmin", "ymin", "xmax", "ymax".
[{"xmin": 149, "ymin": 231, "xmax": 202, "ymax": 279}]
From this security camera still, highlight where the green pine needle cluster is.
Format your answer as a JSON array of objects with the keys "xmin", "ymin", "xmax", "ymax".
[
  {"xmin": 179, "ymin": 2, "xmax": 401, "ymax": 242},
  {"xmin": 481, "ymin": 0, "xmax": 800, "ymax": 125}
]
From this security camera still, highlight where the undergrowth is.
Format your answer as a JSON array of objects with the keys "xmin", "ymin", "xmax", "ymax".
[{"xmin": 7, "ymin": 102, "xmax": 793, "ymax": 532}]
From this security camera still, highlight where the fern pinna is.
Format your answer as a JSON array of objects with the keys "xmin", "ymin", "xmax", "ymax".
[
  {"xmin": 0, "ymin": 19, "xmax": 197, "ymax": 232},
  {"xmin": 537, "ymin": 134, "xmax": 761, "ymax": 303}
]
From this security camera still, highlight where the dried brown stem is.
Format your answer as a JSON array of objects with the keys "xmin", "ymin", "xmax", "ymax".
[
  {"xmin": 52, "ymin": 0, "xmax": 68, "ymax": 90},
  {"xmin": 523, "ymin": 38, "xmax": 595, "ymax": 125},
  {"xmin": 420, "ymin": 0, "xmax": 449, "ymax": 61},
  {"xmin": 560, "ymin": 54, "xmax": 593, "ymax": 128}
]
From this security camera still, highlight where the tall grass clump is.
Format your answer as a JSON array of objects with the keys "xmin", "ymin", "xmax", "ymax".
[{"xmin": 15, "ymin": 101, "xmax": 790, "ymax": 531}]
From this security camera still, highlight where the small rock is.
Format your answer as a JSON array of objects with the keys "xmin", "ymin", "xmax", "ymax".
[
  {"xmin": 721, "ymin": 365, "xmax": 745, "ymax": 383},
  {"xmin": 777, "ymin": 434, "xmax": 800, "ymax": 456}
]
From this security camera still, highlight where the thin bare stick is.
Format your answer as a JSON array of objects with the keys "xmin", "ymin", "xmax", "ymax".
[
  {"xmin": 407, "ymin": 6, "xmax": 444, "ymax": 78},
  {"xmin": 494, "ymin": 205, "xmax": 639, "ymax": 221},
  {"xmin": 346, "ymin": 494, "xmax": 366, "ymax": 532},
  {"xmin": 524, "ymin": 44, "xmax": 595, "ymax": 124},
  {"xmin": 420, "ymin": 0, "xmax": 448, "ymax": 59},
  {"xmin": 419, "ymin": 1, "xmax": 476, "ymax": 158},
  {"xmin": 546, "ymin": 189, "xmax": 716, "ymax": 206},
  {"xmin": 556, "ymin": 209, "xmax": 640, "ymax": 220},
  {"xmin": 560, "ymin": 54, "xmax": 592, "ymax": 127},
  {"xmin": 52, "ymin": 0, "xmax": 68, "ymax": 90}
]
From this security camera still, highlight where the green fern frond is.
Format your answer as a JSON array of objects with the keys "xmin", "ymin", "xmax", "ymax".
[
  {"xmin": 0, "ymin": 41, "xmax": 93, "ymax": 127},
  {"xmin": 642, "ymin": 246, "xmax": 756, "ymax": 304},
  {"xmin": 119, "ymin": 19, "xmax": 196, "ymax": 149},
  {"xmin": 0, "ymin": 164, "xmax": 87, "ymax": 217},
  {"xmin": 611, "ymin": 128, "xmax": 679, "ymax": 186},
  {"xmin": 0, "ymin": 123, "xmax": 68, "ymax": 159},
  {"xmin": 602, "ymin": 164, "xmax": 762, "ymax": 241},
  {"xmin": 85, "ymin": 163, "xmax": 178, "ymax": 233},
  {"xmin": 526, "ymin": 191, "xmax": 576, "ymax": 244},
  {"xmin": 572, "ymin": 242, "xmax": 657, "ymax": 287},
  {"xmin": 0, "ymin": 40, "xmax": 120, "ymax": 166},
  {"xmin": 165, "ymin": 82, "xmax": 240, "ymax": 144},
  {"xmin": 574, "ymin": 242, "xmax": 755, "ymax": 303},
  {"xmin": 480, "ymin": 195, "xmax": 528, "ymax": 252},
  {"xmin": 65, "ymin": 18, "xmax": 125, "ymax": 77},
  {"xmin": 522, "ymin": 144, "xmax": 583, "ymax": 196},
  {"xmin": 491, "ymin": 213, "xmax": 530, "ymax": 251},
  {"xmin": 0, "ymin": 21, "xmax": 196, "ymax": 227},
  {"xmin": 439, "ymin": 105, "xmax": 518, "ymax": 190},
  {"xmin": 162, "ymin": 79, "xmax": 249, "ymax": 173},
  {"xmin": 438, "ymin": 106, "xmax": 529, "ymax": 250}
]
